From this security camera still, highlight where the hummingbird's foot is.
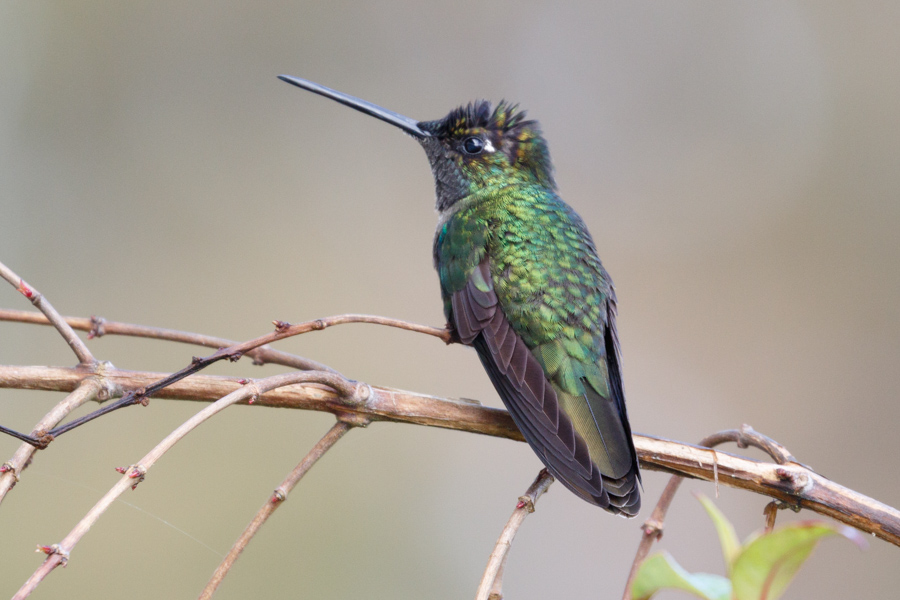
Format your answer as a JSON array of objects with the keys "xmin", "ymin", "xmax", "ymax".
[{"xmin": 444, "ymin": 323, "xmax": 461, "ymax": 345}]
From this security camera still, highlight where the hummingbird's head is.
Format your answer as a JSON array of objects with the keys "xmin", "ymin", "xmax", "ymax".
[
  {"xmin": 277, "ymin": 75, "xmax": 555, "ymax": 213},
  {"xmin": 417, "ymin": 101, "xmax": 556, "ymax": 212}
]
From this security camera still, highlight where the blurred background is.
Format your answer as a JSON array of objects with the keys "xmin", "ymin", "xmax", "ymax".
[{"xmin": 1, "ymin": 2, "xmax": 898, "ymax": 598}]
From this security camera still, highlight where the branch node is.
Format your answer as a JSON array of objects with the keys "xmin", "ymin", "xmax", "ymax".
[
  {"xmin": 345, "ymin": 382, "xmax": 374, "ymax": 406},
  {"xmin": 125, "ymin": 388, "xmax": 150, "ymax": 407},
  {"xmin": 515, "ymin": 495, "xmax": 535, "ymax": 513},
  {"xmin": 775, "ymin": 467, "xmax": 793, "ymax": 481},
  {"xmin": 0, "ymin": 462, "xmax": 19, "ymax": 482},
  {"xmin": 273, "ymin": 320, "xmax": 292, "ymax": 333},
  {"xmin": 17, "ymin": 278, "xmax": 35, "ymax": 300},
  {"xmin": 271, "ymin": 489, "xmax": 286, "ymax": 504},
  {"xmin": 335, "ymin": 412, "xmax": 371, "ymax": 427},
  {"xmin": 773, "ymin": 466, "xmax": 812, "ymax": 494},
  {"xmin": 127, "ymin": 465, "xmax": 147, "ymax": 490},
  {"xmin": 31, "ymin": 430, "xmax": 53, "ymax": 449},
  {"xmin": 241, "ymin": 380, "xmax": 263, "ymax": 406},
  {"xmin": 91, "ymin": 363, "xmax": 120, "ymax": 404},
  {"xmin": 36, "ymin": 544, "xmax": 69, "ymax": 565},
  {"xmin": 236, "ymin": 379, "xmax": 259, "ymax": 404},
  {"xmin": 88, "ymin": 315, "xmax": 106, "ymax": 339},
  {"xmin": 641, "ymin": 519, "xmax": 664, "ymax": 541}
]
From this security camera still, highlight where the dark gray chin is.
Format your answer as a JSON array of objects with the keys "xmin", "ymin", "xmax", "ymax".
[{"xmin": 419, "ymin": 138, "xmax": 468, "ymax": 212}]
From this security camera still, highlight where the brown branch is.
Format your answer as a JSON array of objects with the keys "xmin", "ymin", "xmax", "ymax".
[
  {"xmin": 198, "ymin": 420, "xmax": 354, "ymax": 599},
  {"xmin": 1, "ymin": 312, "xmax": 451, "ymax": 446},
  {"xmin": 0, "ymin": 263, "xmax": 94, "ymax": 365},
  {"xmin": 0, "ymin": 308, "xmax": 333, "ymax": 373},
  {"xmin": 2, "ymin": 364, "xmax": 899, "ymax": 548},
  {"xmin": 0, "ymin": 364, "xmax": 522, "ymax": 440},
  {"xmin": 0, "ymin": 281, "xmax": 891, "ymax": 596},
  {"xmin": 476, "ymin": 469, "xmax": 555, "ymax": 600},
  {"xmin": 621, "ymin": 425, "xmax": 799, "ymax": 600},
  {"xmin": 13, "ymin": 370, "xmax": 367, "ymax": 599},
  {"xmin": 0, "ymin": 377, "xmax": 107, "ymax": 505}
]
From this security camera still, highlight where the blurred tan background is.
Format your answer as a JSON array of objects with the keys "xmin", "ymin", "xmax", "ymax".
[{"xmin": 1, "ymin": 2, "xmax": 898, "ymax": 598}]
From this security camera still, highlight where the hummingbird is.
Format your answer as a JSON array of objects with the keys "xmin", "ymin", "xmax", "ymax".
[{"xmin": 279, "ymin": 75, "xmax": 641, "ymax": 515}]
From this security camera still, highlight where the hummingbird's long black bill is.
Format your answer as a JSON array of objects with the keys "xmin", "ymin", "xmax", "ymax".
[{"xmin": 278, "ymin": 75, "xmax": 429, "ymax": 139}]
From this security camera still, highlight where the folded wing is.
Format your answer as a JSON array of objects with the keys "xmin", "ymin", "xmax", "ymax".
[{"xmin": 451, "ymin": 260, "xmax": 640, "ymax": 515}]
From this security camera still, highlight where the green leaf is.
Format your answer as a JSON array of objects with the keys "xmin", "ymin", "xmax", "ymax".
[
  {"xmin": 631, "ymin": 552, "xmax": 732, "ymax": 600},
  {"xmin": 732, "ymin": 521, "xmax": 866, "ymax": 600},
  {"xmin": 695, "ymin": 492, "xmax": 741, "ymax": 574}
]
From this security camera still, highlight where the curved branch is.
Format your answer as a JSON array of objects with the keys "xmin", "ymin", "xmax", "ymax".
[
  {"xmin": 0, "ymin": 265, "xmax": 94, "ymax": 365},
  {"xmin": 13, "ymin": 370, "xmax": 367, "ymax": 599},
  {"xmin": 2, "ymin": 364, "xmax": 898, "ymax": 548}
]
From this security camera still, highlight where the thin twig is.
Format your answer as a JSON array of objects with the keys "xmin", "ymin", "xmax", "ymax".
[
  {"xmin": 476, "ymin": 469, "xmax": 554, "ymax": 600},
  {"xmin": 199, "ymin": 420, "xmax": 354, "ymax": 599},
  {"xmin": 0, "ymin": 262, "xmax": 94, "ymax": 365},
  {"xmin": 0, "ymin": 378, "xmax": 106, "ymax": 504},
  {"xmin": 3, "ymin": 364, "xmax": 899, "ymax": 547},
  {"xmin": 0, "ymin": 308, "xmax": 334, "ymax": 373},
  {"xmin": 620, "ymin": 425, "xmax": 798, "ymax": 600},
  {"xmin": 13, "ymin": 370, "xmax": 368, "ymax": 599},
  {"xmin": 0, "ymin": 313, "xmax": 450, "ymax": 446}
]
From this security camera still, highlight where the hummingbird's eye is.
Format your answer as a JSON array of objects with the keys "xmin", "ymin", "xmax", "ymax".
[{"xmin": 462, "ymin": 136, "xmax": 486, "ymax": 155}]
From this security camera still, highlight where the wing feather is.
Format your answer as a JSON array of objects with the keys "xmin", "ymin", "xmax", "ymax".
[{"xmin": 451, "ymin": 259, "xmax": 640, "ymax": 514}]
